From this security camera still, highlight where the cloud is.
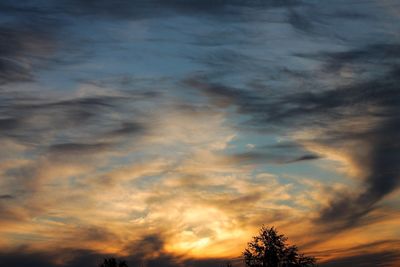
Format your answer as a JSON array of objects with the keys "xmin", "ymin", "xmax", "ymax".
[
  {"xmin": 108, "ymin": 122, "xmax": 144, "ymax": 138},
  {"xmin": 0, "ymin": 90, "xmax": 147, "ymax": 146},
  {"xmin": 226, "ymin": 151, "xmax": 320, "ymax": 165},
  {"xmin": 186, "ymin": 36, "xmax": 400, "ymax": 230},
  {"xmin": 0, "ymin": 244, "xmax": 236, "ymax": 267},
  {"xmin": 0, "ymin": 0, "xmax": 399, "ymax": 266},
  {"xmin": 0, "ymin": 194, "xmax": 14, "ymax": 199},
  {"xmin": 0, "ymin": 24, "xmax": 55, "ymax": 85},
  {"xmin": 0, "ymin": 249, "xmax": 60, "ymax": 267},
  {"xmin": 1, "ymin": 0, "xmax": 301, "ymax": 21},
  {"xmin": 70, "ymin": 0, "xmax": 301, "ymax": 19},
  {"xmin": 0, "ymin": 100, "xmax": 314, "ymax": 265},
  {"xmin": 48, "ymin": 142, "xmax": 113, "ymax": 154},
  {"xmin": 318, "ymin": 239, "xmax": 400, "ymax": 267},
  {"xmin": 321, "ymin": 251, "xmax": 400, "ymax": 267}
]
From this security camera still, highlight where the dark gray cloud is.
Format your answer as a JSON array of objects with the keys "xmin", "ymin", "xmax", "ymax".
[
  {"xmin": 64, "ymin": 0, "xmax": 301, "ymax": 19},
  {"xmin": 321, "ymin": 251, "xmax": 400, "ymax": 267},
  {"xmin": 0, "ymin": 92, "xmax": 146, "ymax": 147},
  {"xmin": 0, "ymin": 234, "xmax": 233, "ymax": 267},
  {"xmin": 227, "ymin": 151, "xmax": 320, "ymax": 165},
  {"xmin": 285, "ymin": 154, "xmax": 320, "ymax": 163},
  {"xmin": 1, "ymin": 0, "xmax": 300, "ymax": 20},
  {"xmin": 0, "ymin": 0, "xmax": 307, "ymax": 87},
  {"xmin": 48, "ymin": 142, "xmax": 113, "ymax": 155},
  {"xmin": 0, "ymin": 0, "xmax": 399, "ymax": 266},
  {"xmin": 187, "ymin": 41, "xmax": 400, "ymax": 230},
  {"xmin": 108, "ymin": 122, "xmax": 145, "ymax": 138},
  {"xmin": 0, "ymin": 24, "xmax": 55, "ymax": 85},
  {"xmin": 0, "ymin": 194, "xmax": 14, "ymax": 199},
  {"xmin": 0, "ymin": 249, "xmax": 60, "ymax": 267},
  {"xmin": 316, "ymin": 111, "xmax": 400, "ymax": 229}
]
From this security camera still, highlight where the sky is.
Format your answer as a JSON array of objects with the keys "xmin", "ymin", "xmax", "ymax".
[{"xmin": 0, "ymin": 1, "xmax": 400, "ymax": 266}]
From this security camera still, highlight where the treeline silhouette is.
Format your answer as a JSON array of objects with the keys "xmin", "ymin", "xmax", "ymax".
[
  {"xmin": 99, "ymin": 257, "xmax": 128, "ymax": 267},
  {"xmin": 99, "ymin": 226, "xmax": 317, "ymax": 267}
]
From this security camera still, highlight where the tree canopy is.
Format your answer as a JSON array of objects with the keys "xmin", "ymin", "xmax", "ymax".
[
  {"xmin": 99, "ymin": 257, "xmax": 128, "ymax": 267},
  {"xmin": 243, "ymin": 226, "xmax": 317, "ymax": 267}
]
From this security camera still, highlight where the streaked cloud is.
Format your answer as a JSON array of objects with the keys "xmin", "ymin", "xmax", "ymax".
[{"xmin": 0, "ymin": 0, "xmax": 399, "ymax": 266}]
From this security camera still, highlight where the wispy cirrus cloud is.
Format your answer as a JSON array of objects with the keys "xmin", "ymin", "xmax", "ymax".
[{"xmin": 0, "ymin": 0, "xmax": 400, "ymax": 266}]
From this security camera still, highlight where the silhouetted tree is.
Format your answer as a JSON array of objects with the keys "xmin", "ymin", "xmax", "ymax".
[
  {"xmin": 99, "ymin": 257, "xmax": 128, "ymax": 267},
  {"xmin": 243, "ymin": 226, "xmax": 316, "ymax": 267}
]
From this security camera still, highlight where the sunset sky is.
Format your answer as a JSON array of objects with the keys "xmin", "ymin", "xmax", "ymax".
[{"xmin": 0, "ymin": 1, "xmax": 400, "ymax": 266}]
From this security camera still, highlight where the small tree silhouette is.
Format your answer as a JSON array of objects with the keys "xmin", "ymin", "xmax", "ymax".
[
  {"xmin": 99, "ymin": 257, "xmax": 128, "ymax": 267},
  {"xmin": 243, "ymin": 226, "xmax": 316, "ymax": 267}
]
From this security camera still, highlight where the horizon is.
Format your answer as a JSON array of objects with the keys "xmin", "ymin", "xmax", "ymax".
[{"xmin": 0, "ymin": 1, "xmax": 399, "ymax": 266}]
